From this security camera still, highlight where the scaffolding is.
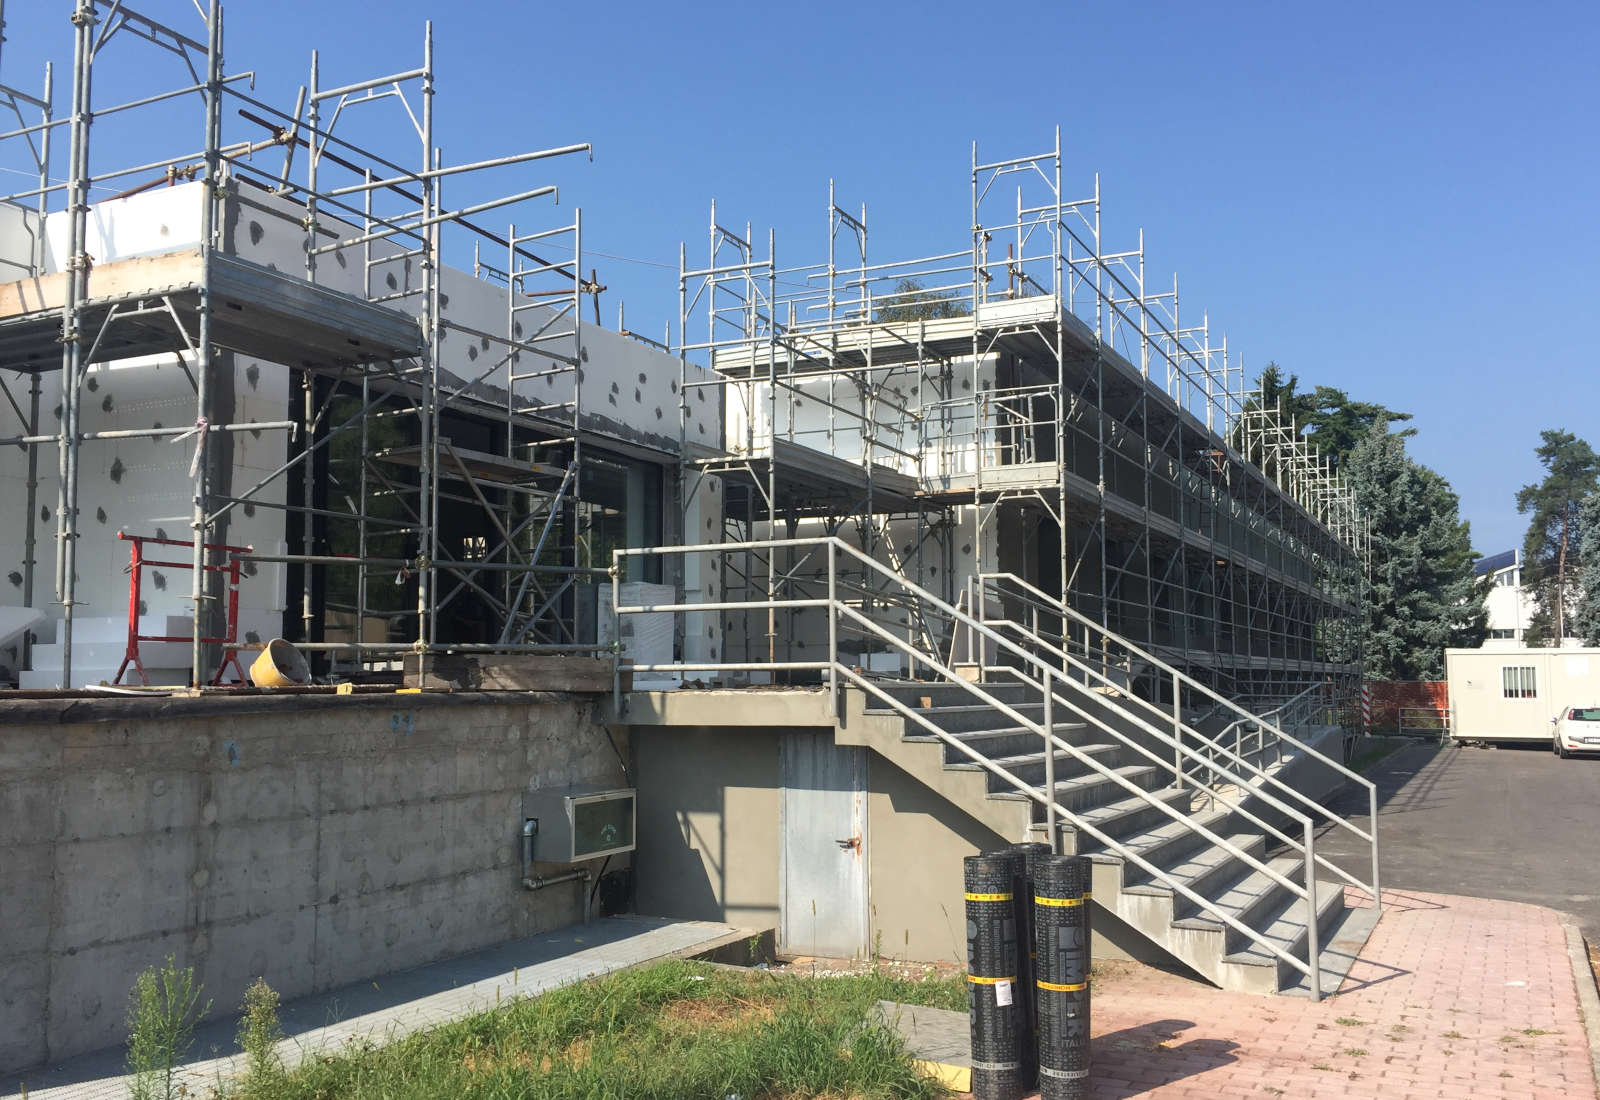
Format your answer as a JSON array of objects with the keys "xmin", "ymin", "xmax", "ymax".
[
  {"xmin": 674, "ymin": 127, "xmax": 1366, "ymax": 705},
  {"xmin": 0, "ymin": 1, "xmax": 633, "ymax": 686}
]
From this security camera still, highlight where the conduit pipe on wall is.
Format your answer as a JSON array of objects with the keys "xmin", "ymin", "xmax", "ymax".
[{"xmin": 521, "ymin": 819, "xmax": 592, "ymax": 920}]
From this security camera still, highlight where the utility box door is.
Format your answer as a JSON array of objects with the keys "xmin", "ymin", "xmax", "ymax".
[{"xmin": 778, "ymin": 731, "xmax": 868, "ymax": 958}]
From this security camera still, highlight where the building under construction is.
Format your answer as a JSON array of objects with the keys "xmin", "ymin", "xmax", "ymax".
[{"xmin": 0, "ymin": 1, "xmax": 1382, "ymax": 1074}]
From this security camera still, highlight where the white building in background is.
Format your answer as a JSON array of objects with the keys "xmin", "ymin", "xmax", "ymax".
[{"xmin": 1476, "ymin": 548, "xmax": 1581, "ymax": 649}]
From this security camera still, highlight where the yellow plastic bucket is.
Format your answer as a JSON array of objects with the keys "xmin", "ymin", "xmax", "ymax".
[{"xmin": 250, "ymin": 638, "xmax": 310, "ymax": 687}]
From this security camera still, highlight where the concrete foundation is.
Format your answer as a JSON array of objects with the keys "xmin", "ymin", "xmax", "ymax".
[{"xmin": 0, "ymin": 691, "xmax": 624, "ymax": 1073}]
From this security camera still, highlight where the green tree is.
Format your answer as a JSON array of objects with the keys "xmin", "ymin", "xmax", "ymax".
[
  {"xmin": 1516, "ymin": 430, "xmax": 1600, "ymax": 646},
  {"xmin": 873, "ymin": 277, "xmax": 967, "ymax": 323},
  {"xmin": 1573, "ymin": 493, "xmax": 1600, "ymax": 646},
  {"xmin": 1233, "ymin": 364, "xmax": 1411, "ymax": 473},
  {"xmin": 1347, "ymin": 419, "xmax": 1486, "ymax": 679}
]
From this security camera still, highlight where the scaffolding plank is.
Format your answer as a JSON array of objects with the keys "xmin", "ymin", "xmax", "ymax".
[
  {"xmin": 378, "ymin": 442, "xmax": 565, "ymax": 485},
  {"xmin": 0, "ymin": 249, "xmax": 424, "ymax": 373}
]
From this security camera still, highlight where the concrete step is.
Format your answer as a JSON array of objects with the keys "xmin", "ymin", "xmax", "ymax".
[
  {"xmin": 1083, "ymin": 808, "xmax": 1232, "ymax": 880},
  {"xmin": 1064, "ymin": 786, "xmax": 1195, "ymax": 848},
  {"xmin": 869, "ymin": 681, "xmax": 1038, "ymax": 708},
  {"xmin": 949, "ymin": 742, "xmax": 1120, "ymax": 791},
  {"xmin": 1122, "ymin": 832, "xmax": 1267, "ymax": 912},
  {"xmin": 992, "ymin": 763, "xmax": 1169, "ymax": 816},
  {"xmin": 1173, "ymin": 854, "xmax": 1313, "ymax": 955},
  {"xmin": 1218, "ymin": 877, "xmax": 1349, "ymax": 995},
  {"xmin": 866, "ymin": 700, "xmax": 1050, "ymax": 734},
  {"xmin": 906, "ymin": 721, "xmax": 1092, "ymax": 763}
]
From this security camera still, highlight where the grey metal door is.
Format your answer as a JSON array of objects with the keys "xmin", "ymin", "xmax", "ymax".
[{"xmin": 778, "ymin": 731, "xmax": 868, "ymax": 958}]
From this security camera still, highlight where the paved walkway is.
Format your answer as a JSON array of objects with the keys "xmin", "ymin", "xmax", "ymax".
[
  {"xmin": 1320, "ymin": 741, "xmax": 1600, "ymax": 941},
  {"xmin": 2, "ymin": 915, "xmax": 741, "ymax": 1100},
  {"xmin": 1023, "ymin": 889, "xmax": 1598, "ymax": 1099}
]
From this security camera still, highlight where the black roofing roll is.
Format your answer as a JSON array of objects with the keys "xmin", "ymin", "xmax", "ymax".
[
  {"xmin": 965, "ymin": 852, "xmax": 1024, "ymax": 1100},
  {"xmin": 1034, "ymin": 854, "xmax": 1092, "ymax": 1099},
  {"xmin": 1005, "ymin": 841, "xmax": 1051, "ymax": 1090}
]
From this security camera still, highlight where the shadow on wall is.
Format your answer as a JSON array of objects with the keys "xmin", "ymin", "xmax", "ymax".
[{"xmin": 631, "ymin": 727, "xmax": 781, "ymax": 930}]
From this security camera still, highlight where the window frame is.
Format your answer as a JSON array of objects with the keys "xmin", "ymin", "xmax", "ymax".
[{"xmin": 1501, "ymin": 665, "xmax": 1538, "ymax": 700}]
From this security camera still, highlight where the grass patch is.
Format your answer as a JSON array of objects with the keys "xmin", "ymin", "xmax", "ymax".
[
  {"xmin": 1333, "ymin": 1016, "xmax": 1365, "ymax": 1027},
  {"xmin": 239, "ymin": 959, "xmax": 965, "ymax": 1099},
  {"xmin": 1346, "ymin": 737, "xmax": 1407, "ymax": 774}
]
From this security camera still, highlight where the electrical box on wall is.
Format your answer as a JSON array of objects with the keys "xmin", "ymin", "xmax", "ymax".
[{"xmin": 523, "ymin": 786, "xmax": 636, "ymax": 863}]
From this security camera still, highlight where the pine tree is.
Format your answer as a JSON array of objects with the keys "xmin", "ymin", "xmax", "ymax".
[
  {"xmin": 1347, "ymin": 420, "xmax": 1487, "ymax": 679},
  {"xmin": 1231, "ymin": 366, "xmax": 1410, "ymax": 473},
  {"xmin": 1516, "ymin": 430, "xmax": 1600, "ymax": 646},
  {"xmin": 1570, "ymin": 492, "xmax": 1600, "ymax": 646}
]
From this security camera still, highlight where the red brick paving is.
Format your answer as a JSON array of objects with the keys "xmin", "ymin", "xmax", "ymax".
[{"xmin": 985, "ymin": 889, "xmax": 1597, "ymax": 1099}]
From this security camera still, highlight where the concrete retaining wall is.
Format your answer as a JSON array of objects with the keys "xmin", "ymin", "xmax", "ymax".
[{"xmin": 0, "ymin": 692, "xmax": 624, "ymax": 1073}]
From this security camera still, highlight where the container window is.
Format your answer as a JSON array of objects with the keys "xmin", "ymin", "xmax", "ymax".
[{"xmin": 1502, "ymin": 666, "xmax": 1537, "ymax": 699}]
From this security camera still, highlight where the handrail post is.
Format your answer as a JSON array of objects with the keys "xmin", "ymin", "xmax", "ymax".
[
  {"xmin": 610, "ymin": 553, "xmax": 622, "ymax": 714},
  {"xmin": 827, "ymin": 540, "xmax": 839, "ymax": 714},
  {"xmin": 1044, "ymin": 671, "xmax": 1057, "ymax": 848},
  {"xmin": 1305, "ymin": 818, "xmax": 1322, "ymax": 1001},
  {"xmin": 1370, "ymin": 781, "xmax": 1382, "ymax": 915},
  {"xmin": 1171, "ymin": 671, "xmax": 1182, "ymax": 788}
]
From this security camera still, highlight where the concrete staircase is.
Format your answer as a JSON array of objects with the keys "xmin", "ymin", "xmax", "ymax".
[{"xmin": 841, "ymin": 680, "xmax": 1375, "ymax": 997}]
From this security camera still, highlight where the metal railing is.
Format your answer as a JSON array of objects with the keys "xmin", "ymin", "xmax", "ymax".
[
  {"xmin": 975, "ymin": 571, "xmax": 1379, "ymax": 919},
  {"xmin": 611, "ymin": 536, "xmax": 1372, "ymax": 999},
  {"xmin": 1397, "ymin": 706, "xmax": 1450, "ymax": 742}
]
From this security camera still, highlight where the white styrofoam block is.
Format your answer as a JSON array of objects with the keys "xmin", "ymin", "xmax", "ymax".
[
  {"xmin": 0, "ymin": 200, "xmax": 41, "ymax": 279},
  {"xmin": 19, "ymin": 664, "xmax": 189, "ymax": 690},
  {"xmin": 44, "ymin": 182, "xmax": 204, "ymax": 271}
]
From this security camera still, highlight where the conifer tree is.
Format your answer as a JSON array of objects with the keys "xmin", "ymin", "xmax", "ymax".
[
  {"xmin": 1568, "ymin": 484, "xmax": 1600, "ymax": 646},
  {"xmin": 1516, "ymin": 430, "xmax": 1600, "ymax": 646},
  {"xmin": 1347, "ymin": 420, "xmax": 1486, "ymax": 679}
]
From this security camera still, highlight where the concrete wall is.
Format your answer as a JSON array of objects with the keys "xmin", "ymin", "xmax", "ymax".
[
  {"xmin": 632, "ymin": 725, "xmax": 779, "ymax": 932},
  {"xmin": 865, "ymin": 755, "xmax": 1006, "ymax": 962},
  {"xmin": 631, "ymin": 722, "xmax": 1156, "ymax": 966},
  {"xmin": 0, "ymin": 691, "xmax": 623, "ymax": 1073}
]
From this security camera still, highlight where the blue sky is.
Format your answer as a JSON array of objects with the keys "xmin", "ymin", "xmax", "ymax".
[{"xmin": 4, "ymin": 0, "xmax": 1596, "ymax": 554}]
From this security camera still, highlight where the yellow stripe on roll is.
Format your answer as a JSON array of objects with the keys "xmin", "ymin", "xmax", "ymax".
[
  {"xmin": 1036, "ymin": 979, "xmax": 1087, "ymax": 992},
  {"xmin": 1033, "ymin": 895, "xmax": 1085, "ymax": 907},
  {"xmin": 964, "ymin": 891, "xmax": 1013, "ymax": 902},
  {"xmin": 967, "ymin": 974, "xmax": 1018, "ymax": 985}
]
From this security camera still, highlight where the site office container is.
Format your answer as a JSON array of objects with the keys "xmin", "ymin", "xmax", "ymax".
[{"xmin": 1445, "ymin": 646, "xmax": 1600, "ymax": 743}]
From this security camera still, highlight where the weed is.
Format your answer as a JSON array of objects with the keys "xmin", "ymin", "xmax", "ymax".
[
  {"xmin": 1500, "ymin": 1071, "xmax": 1514, "ymax": 1078},
  {"xmin": 234, "ymin": 977, "xmax": 285, "ymax": 1094},
  {"xmin": 1343, "ymin": 1048, "xmax": 1367, "ymax": 1057},
  {"xmin": 1312, "ymin": 1062, "xmax": 1335, "ymax": 1071},
  {"xmin": 1443, "ymin": 1030, "xmax": 1464, "ymax": 1039},
  {"xmin": 1334, "ymin": 1016, "xmax": 1365, "ymax": 1027},
  {"xmin": 1522, "ymin": 1027, "xmax": 1549, "ymax": 1037},
  {"xmin": 125, "ymin": 955, "xmax": 210, "ymax": 1100},
  {"xmin": 250, "ymin": 960, "xmax": 961, "ymax": 1099}
]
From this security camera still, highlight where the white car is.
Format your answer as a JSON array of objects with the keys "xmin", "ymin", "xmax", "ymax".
[{"xmin": 1552, "ymin": 706, "xmax": 1600, "ymax": 757}]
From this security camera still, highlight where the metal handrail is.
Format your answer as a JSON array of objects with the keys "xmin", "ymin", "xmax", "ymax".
[
  {"xmin": 1211, "ymin": 684, "xmax": 1327, "ymax": 770},
  {"xmin": 612, "ymin": 536, "xmax": 1332, "ymax": 998},
  {"xmin": 977, "ymin": 615, "xmax": 1371, "ymax": 897},
  {"xmin": 979, "ymin": 569, "xmax": 1380, "ymax": 913}
]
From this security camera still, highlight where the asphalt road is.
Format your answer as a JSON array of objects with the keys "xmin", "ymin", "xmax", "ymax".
[{"xmin": 1318, "ymin": 739, "xmax": 1600, "ymax": 941}]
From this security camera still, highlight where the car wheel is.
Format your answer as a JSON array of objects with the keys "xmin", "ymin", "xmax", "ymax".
[
  {"xmin": 1559, "ymin": 740, "xmax": 1570, "ymax": 759},
  {"xmin": 1554, "ymin": 737, "xmax": 1561, "ymax": 755}
]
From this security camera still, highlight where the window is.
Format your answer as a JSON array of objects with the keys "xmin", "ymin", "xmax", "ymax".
[
  {"xmin": 1488, "ymin": 629, "xmax": 1515, "ymax": 639},
  {"xmin": 1569, "ymin": 708, "xmax": 1600, "ymax": 722},
  {"xmin": 1502, "ymin": 666, "xmax": 1537, "ymax": 699}
]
